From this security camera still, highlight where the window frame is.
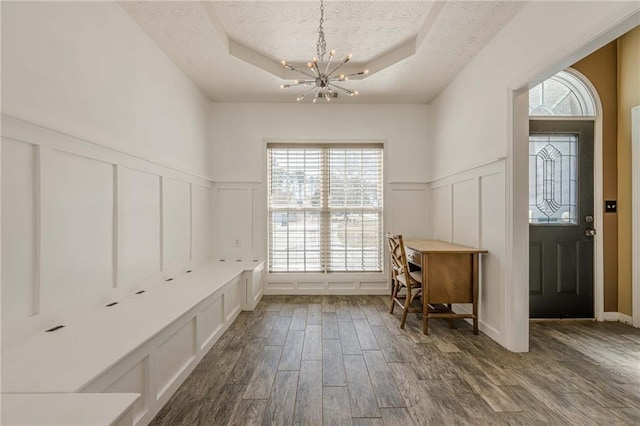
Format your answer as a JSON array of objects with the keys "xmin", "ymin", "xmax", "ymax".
[{"xmin": 266, "ymin": 142, "xmax": 385, "ymax": 275}]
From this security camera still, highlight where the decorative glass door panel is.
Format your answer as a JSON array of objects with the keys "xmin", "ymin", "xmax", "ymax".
[{"xmin": 528, "ymin": 134, "xmax": 578, "ymax": 225}]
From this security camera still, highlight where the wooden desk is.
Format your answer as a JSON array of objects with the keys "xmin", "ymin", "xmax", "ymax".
[{"xmin": 403, "ymin": 240, "xmax": 487, "ymax": 335}]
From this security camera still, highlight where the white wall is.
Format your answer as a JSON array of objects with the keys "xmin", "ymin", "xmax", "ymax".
[
  {"xmin": 1, "ymin": 1, "xmax": 211, "ymax": 177},
  {"xmin": 1, "ymin": 1, "xmax": 213, "ymax": 348},
  {"xmin": 210, "ymin": 103, "xmax": 430, "ymax": 293},
  {"xmin": 427, "ymin": 1, "xmax": 640, "ymax": 351}
]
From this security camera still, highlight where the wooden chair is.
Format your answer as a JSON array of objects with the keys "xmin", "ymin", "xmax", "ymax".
[{"xmin": 387, "ymin": 233, "xmax": 423, "ymax": 329}]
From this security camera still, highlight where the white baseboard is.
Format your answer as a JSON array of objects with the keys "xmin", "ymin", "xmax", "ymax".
[
  {"xmin": 603, "ymin": 312, "xmax": 620, "ymax": 321},
  {"xmin": 264, "ymin": 288, "xmax": 389, "ymax": 296},
  {"xmin": 603, "ymin": 311, "xmax": 634, "ymax": 325},
  {"xmin": 619, "ymin": 313, "xmax": 633, "ymax": 325},
  {"xmin": 450, "ymin": 304, "xmax": 504, "ymax": 347}
]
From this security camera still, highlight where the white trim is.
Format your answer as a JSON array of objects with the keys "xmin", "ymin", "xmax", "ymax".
[
  {"xmin": 620, "ymin": 313, "xmax": 633, "ymax": 326},
  {"xmin": 632, "ymin": 106, "xmax": 640, "ymax": 328},
  {"xmin": 529, "ymin": 116, "xmax": 595, "ymax": 121},
  {"xmin": 561, "ymin": 67, "xmax": 605, "ymax": 323},
  {"xmin": 430, "ymin": 159, "xmax": 505, "ymax": 189},
  {"xmin": 1, "ymin": 113, "xmax": 213, "ymax": 184},
  {"xmin": 427, "ymin": 157, "xmax": 506, "ymax": 184},
  {"xmin": 505, "ymin": 87, "xmax": 531, "ymax": 353},
  {"xmin": 602, "ymin": 311, "xmax": 634, "ymax": 325},
  {"xmin": 603, "ymin": 312, "xmax": 620, "ymax": 322},
  {"xmin": 450, "ymin": 304, "xmax": 502, "ymax": 343}
]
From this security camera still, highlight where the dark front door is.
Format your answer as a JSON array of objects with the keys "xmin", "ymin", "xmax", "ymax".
[{"xmin": 529, "ymin": 120, "xmax": 595, "ymax": 318}]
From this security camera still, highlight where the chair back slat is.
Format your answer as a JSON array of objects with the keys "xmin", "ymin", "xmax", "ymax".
[
  {"xmin": 386, "ymin": 233, "xmax": 415, "ymax": 284},
  {"xmin": 386, "ymin": 232, "xmax": 423, "ymax": 329}
]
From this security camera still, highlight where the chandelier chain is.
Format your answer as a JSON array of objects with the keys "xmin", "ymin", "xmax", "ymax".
[{"xmin": 316, "ymin": 0, "xmax": 326, "ymax": 60}]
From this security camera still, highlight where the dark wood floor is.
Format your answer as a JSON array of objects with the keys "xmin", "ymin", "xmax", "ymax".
[{"xmin": 151, "ymin": 295, "xmax": 640, "ymax": 425}]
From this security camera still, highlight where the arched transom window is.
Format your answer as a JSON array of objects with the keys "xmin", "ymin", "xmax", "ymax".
[{"xmin": 529, "ymin": 70, "xmax": 596, "ymax": 117}]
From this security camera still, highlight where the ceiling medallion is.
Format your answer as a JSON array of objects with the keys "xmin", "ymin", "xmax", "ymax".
[{"xmin": 280, "ymin": 0, "xmax": 368, "ymax": 102}]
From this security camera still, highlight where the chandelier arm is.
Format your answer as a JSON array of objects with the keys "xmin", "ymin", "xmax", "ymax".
[
  {"xmin": 324, "ymin": 53, "xmax": 334, "ymax": 75},
  {"xmin": 310, "ymin": 67, "xmax": 320, "ymax": 78},
  {"xmin": 297, "ymin": 85, "xmax": 319, "ymax": 101},
  {"xmin": 281, "ymin": 80, "xmax": 315, "ymax": 89},
  {"xmin": 312, "ymin": 87, "xmax": 321, "ymax": 103},
  {"xmin": 329, "ymin": 83, "xmax": 356, "ymax": 96},
  {"xmin": 312, "ymin": 61, "xmax": 322, "ymax": 78},
  {"xmin": 327, "ymin": 56, "xmax": 351, "ymax": 78},
  {"xmin": 284, "ymin": 64, "xmax": 317, "ymax": 79},
  {"xmin": 346, "ymin": 70, "xmax": 368, "ymax": 77}
]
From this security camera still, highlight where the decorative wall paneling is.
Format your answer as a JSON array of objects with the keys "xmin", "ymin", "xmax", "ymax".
[
  {"xmin": 1, "ymin": 114, "xmax": 213, "ymax": 349},
  {"xmin": 82, "ymin": 272, "xmax": 247, "ymax": 426},
  {"xmin": 213, "ymin": 182, "xmax": 263, "ymax": 262},
  {"xmin": 429, "ymin": 159, "xmax": 506, "ymax": 345},
  {"xmin": 213, "ymin": 180, "xmax": 429, "ymax": 294},
  {"xmin": 388, "ymin": 183, "xmax": 430, "ymax": 239},
  {"xmin": 2, "ymin": 261, "xmax": 263, "ymax": 426}
]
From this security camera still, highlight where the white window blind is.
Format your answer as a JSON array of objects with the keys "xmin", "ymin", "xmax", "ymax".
[{"xmin": 268, "ymin": 144, "xmax": 383, "ymax": 273}]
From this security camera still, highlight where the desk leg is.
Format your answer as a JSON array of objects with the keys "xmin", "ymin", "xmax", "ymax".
[
  {"xmin": 472, "ymin": 253, "xmax": 479, "ymax": 335},
  {"xmin": 422, "ymin": 254, "xmax": 429, "ymax": 335}
]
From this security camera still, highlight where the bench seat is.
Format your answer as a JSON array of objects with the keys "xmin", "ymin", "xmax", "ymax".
[
  {"xmin": 1, "ymin": 393, "xmax": 139, "ymax": 426},
  {"xmin": 1, "ymin": 260, "xmax": 264, "ymax": 425}
]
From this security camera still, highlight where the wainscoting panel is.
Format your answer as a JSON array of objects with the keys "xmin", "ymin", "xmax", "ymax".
[
  {"xmin": 121, "ymin": 167, "xmax": 161, "ymax": 286},
  {"xmin": 388, "ymin": 184, "xmax": 429, "ymax": 238},
  {"xmin": 430, "ymin": 160, "xmax": 506, "ymax": 343},
  {"xmin": 214, "ymin": 185, "xmax": 253, "ymax": 261},
  {"xmin": 452, "ymin": 178, "xmax": 480, "ymax": 248},
  {"xmin": 479, "ymin": 170, "xmax": 506, "ymax": 337},
  {"xmin": 1, "ymin": 138, "xmax": 38, "ymax": 321},
  {"xmin": 101, "ymin": 357, "xmax": 150, "ymax": 425},
  {"xmin": 199, "ymin": 296, "xmax": 224, "ymax": 350},
  {"xmin": 156, "ymin": 319, "xmax": 197, "ymax": 399},
  {"xmin": 162, "ymin": 178, "xmax": 191, "ymax": 276},
  {"xmin": 42, "ymin": 149, "xmax": 115, "ymax": 313},
  {"xmin": 1, "ymin": 114, "xmax": 213, "ymax": 349},
  {"xmin": 191, "ymin": 184, "xmax": 212, "ymax": 265},
  {"xmin": 431, "ymin": 185, "xmax": 452, "ymax": 242}
]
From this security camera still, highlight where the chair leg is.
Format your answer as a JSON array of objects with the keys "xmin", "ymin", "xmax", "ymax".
[
  {"xmin": 400, "ymin": 287, "xmax": 410, "ymax": 329},
  {"xmin": 447, "ymin": 304, "xmax": 454, "ymax": 329},
  {"xmin": 389, "ymin": 279, "xmax": 399, "ymax": 314}
]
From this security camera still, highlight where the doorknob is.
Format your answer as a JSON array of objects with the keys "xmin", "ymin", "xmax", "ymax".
[{"xmin": 585, "ymin": 228, "xmax": 596, "ymax": 237}]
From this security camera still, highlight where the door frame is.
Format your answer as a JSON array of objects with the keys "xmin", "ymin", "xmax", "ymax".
[
  {"xmin": 632, "ymin": 105, "xmax": 640, "ymax": 328},
  {"xmin": 529, "ymin": 67, "xmax": 603, "ymax": 321},
  {"xmin": 505, "ymin": 8, "xmax": 640, "ymax": 352},
  {"xmin": 528, "ymin": 115, "xmax": 600, "ymax": 319}
]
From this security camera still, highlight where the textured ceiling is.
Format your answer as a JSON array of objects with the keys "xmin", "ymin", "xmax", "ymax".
[
  {"xmin": 120, "ymin": 1, "xmax": 526, "ymax": 104},
  {"xmin": 213, "ymin": 1, "xmax": 435, "ymax": 63}
]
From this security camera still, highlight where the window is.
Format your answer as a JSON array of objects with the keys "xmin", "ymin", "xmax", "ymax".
[
  {"xmin": 528, "ymin": 134, "xmax": 578, "ymax": 224},
  {"xmin": 529, "ymin": 69, "xmax": 595, "ymax": 117},
  {"xmin": 268, "ymin": 144, "xmax": 383, "ymax": 273}
]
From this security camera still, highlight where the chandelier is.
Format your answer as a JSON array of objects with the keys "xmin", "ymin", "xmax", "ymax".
[{"xmin": 280, "ymin": 0, "xmax": 368, "ymax": 102}]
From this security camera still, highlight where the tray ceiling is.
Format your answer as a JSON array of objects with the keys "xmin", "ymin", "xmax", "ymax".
[{"xmin": 121, "ymin": 1, "xmax": 525, "ymax": 103}]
